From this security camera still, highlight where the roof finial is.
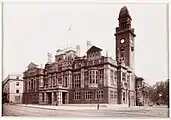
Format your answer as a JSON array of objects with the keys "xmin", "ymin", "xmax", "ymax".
[{"xmin": 106, "ymin": 50, "xmax": 108, "ymax": 57}]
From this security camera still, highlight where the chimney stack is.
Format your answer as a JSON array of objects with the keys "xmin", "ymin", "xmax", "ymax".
[
  {"xmin": 76, "ymin": 45, "xmax": 80, "ymax": 56},
  {"xmin": 87, "ymin": 41, "xmax": 92, "ymax": 50},
  {"xmin": 47, "ymin": 53, "xmax": 52, "ymax": 64}
]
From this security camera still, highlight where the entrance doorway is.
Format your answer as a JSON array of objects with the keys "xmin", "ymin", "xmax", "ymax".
[
  {"xmin": 62, "ymin": 92, "xmax": 67, "ymax": 104},
  {"xmin": 47, "ymin": 92, "xmax": 52, "ymax": 105}
]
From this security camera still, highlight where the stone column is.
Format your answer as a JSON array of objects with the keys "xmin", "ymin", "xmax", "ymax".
[
  {"xmin": 104, "ymin": 64, "xmax": 110, "ymax": 87},
  {"xmin": 39, "ymin": 92, "xmax": 42, "ymax": 104},
  {"xmin": 44, "ymin": 92, "xmax": 47, "ymax": 105},
  {"xmin": 57, "ymin": 91, "xmax": 62, "ymax": 105},
  {"xmin": 117, "ymin": 64, "xmax": 122, "ymax": 104},
  {"xmin": 51, "ymin": 92, "xmax": 54, "ymax": 105},
  {"xmin": 67, "ymin": 92, "xmax": 69, "ymax": 104},
  {"xmin": 61, "ymin": 72, "xmax": 64, "ymax": 87},
  {"xmin": 81, "ymin": 68, "xmax": 84, "ymax": 88}
]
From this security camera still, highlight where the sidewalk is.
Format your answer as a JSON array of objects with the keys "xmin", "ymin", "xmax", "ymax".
[{"xmin": 16, "ymin": 104, "xmax": 152, "ymax": 111}]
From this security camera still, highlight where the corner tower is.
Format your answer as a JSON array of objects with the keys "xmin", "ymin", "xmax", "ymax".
[{"xmin": 115, "ymin": 6, "xmax": 136, "ymax": 70}]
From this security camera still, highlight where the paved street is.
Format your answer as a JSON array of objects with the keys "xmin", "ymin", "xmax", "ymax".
[{"xmin": 2, "ymin": 104, "xmax": 169, "ymax": 118}]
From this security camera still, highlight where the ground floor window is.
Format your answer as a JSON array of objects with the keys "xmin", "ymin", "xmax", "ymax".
[
  {"xmin": 74, "ymin": 91, "xmax": 81, "ymax": 100},
  {"xmin": 96, "ymin": 90, "xmax": 103, "ymax": 99},
  {"xmin": 15, "ymin": 95, "xmax": 20, "ymax": 101},
  {"xmin": 110, "ymin": 90, "xmax": 117, "ymax": 99},
  {"xmin": 85, "ymin": 91, "xmax": 92, "ymax": 100}
]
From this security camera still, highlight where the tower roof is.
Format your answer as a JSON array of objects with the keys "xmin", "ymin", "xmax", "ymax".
[{"xmin": 119, "ymin": 6, "xmax": 131, "ymax": 19}]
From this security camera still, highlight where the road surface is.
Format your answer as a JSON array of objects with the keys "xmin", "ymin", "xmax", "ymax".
[{"xmin": 2, "ymin": 104, "xmax": 169, "ymax": 118}]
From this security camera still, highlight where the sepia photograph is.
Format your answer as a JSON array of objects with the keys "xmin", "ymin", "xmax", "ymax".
[{"xmin": 1, "ymin": 1, "xmax": 169, "ymax": 118}]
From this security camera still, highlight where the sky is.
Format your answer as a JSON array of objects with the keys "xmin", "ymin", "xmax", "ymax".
[{"xmin": 2, "ymin": 3, "xmax": 168, "ymax": 86}]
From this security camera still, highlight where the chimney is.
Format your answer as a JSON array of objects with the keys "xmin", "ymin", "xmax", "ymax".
[
  {"xmin": 47, "ymin": 53, "xmax": 52, "ymax": 64},
  {"xmin": 76, "ymin": 45, "xmax": 80, "ymax": 56},
  {"xmin": 87, "ymin": 41, "xmax": 92, "ymax": 50},
  {"xmin": 106, "ymin": 50, "xmax": 108, "ymax": 57}
]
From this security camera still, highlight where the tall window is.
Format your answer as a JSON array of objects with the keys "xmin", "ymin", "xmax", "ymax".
[
  {"xmin": 114, "ymin": 71, "xmax": 117, "ymax": 84},
  {"xmin": 52, "ymin": 79, "xmax": 56, "ymax": 86},
  {"xmin": 85, "ymin": 91, "xmax": 92, "ymax": 100},
  {"xmin": 122, "ymin": 72, "xmax": 126, "ymax": 81},
  {"xmin": 110, "ymin": 70, "xmax": 114, "ymax": 85},
  {"xmin": 29, "ymin": 81, "xmax": 31, "ymax": 90},
  {"xmin": 58, "ymin": 77, "xmax": 62, "ymax": 85},
  {"xmin": 99, "ymin": 69, "xmax": 104, "ymax": 84},
  {"xmin": 74, "ymin": 74, "xmax": 81, "ymax": 88},
  {"xmin": 127, "ymin": 74, "xmax": 130, "ymax": 82},
  {"xmin": 31, "ymin": 79, "xmax": 33, "ymax": 89},
  {"xmin": 34, "ymin": 80, "xmax": 36, "ymax": 89},
  {"xmin": 74, "ymin": 91, "xmax": 81, "ymax": 100},
  {"xmin": 89, "ymin": 70, "xmax": 98, "ymax": 84},
  {"xmin": 84, "ymin": 71, "xmax": 88, "ymax": 85},
  {"xmin": 92, "ymin": 71, "xmax": 95, "ymax": 83},
  {"xmin": 63, "ymin": 77, "xmax": 67, "ymax": 87},
  {"xmin": 96, "ymin": 90, "xmax": 103, "ymax": 99},
  {"xmin": 96, "ymin": 71, "xmax": 98, "ymax": 83},
  {"xmin": 16, "ymin": 82, "xmax": 19, "ymax": 86}
]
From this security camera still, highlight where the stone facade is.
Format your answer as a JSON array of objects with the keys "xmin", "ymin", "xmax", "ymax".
[
  {"xmin": 23, "ymin": 6, "xmax": 140, "ymax": 106},
  {"xmin": 2, "ymin": 74, "xmax": 23, "ymax": 104}
]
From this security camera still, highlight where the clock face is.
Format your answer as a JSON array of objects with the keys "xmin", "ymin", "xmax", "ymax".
[{"xmin": 121, "ymin": 39, "xmax": 125, "ymax": 43}]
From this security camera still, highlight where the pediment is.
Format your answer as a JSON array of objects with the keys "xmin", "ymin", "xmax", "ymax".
[{"xmin": 27, "ymin": 62, "xmax": 38, "ymax": 69}]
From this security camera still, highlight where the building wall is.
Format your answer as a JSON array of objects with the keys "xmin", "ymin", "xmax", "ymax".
[
  {"xmin": 3, "ymin": 75, "xmax": 23, "ymax": 104},
  {"xmin": 9, "ymin": 80, "xmax": 23, "ymax": 103}
]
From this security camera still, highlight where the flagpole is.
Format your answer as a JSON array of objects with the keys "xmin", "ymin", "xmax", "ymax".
[{"xmin": 68, "ymin": 24, "xmax": 72, "ymax": 49}]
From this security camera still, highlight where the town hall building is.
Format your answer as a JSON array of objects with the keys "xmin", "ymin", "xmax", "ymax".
[{"xmin": 23, "ymin": 6, "xmax": 139, "ymax": 106}]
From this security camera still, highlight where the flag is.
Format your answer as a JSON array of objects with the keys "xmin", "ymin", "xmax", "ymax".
[{"xmin": 68, "ymin": 24, "xmax": 72, "ymax": 31}]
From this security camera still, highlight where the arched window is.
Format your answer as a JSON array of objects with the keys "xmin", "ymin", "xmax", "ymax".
[{"xmin": 31, "ymin": 79, "xmax": 33, "ymax": 89}]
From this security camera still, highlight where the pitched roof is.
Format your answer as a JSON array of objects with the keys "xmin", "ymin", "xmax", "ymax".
[
  {"xmin": 86, "ymin": 45, "xmax": 102, "ymax": 54},
  {"xmin": 27, "ymin": 62, "xmax": 38, "ymax": 69}
]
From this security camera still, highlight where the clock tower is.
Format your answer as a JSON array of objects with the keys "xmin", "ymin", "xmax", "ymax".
[{"xmin": 115, "ymin": 6, "xmax": 136, "ymax": 69}]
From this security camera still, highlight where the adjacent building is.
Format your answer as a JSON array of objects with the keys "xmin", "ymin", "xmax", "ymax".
[
  {"xmin": 23, "ymin": 6, "xmax": 140, "ymax": 106},
  {"xmin": 135, "ymin": 76, "xmax": 150, "ymax": 106},
  {"xmin": 2, "ymin": 74, "xmax": 23, "ymax": 104}
]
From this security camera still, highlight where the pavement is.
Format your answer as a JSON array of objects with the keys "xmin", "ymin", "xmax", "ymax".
[{"xmin": 2, "ymin": 103, "xmax": 169, "ymax": 117}]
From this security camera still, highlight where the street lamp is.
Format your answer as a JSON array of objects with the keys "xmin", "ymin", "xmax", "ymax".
[{"xmin": 159, "ymin": 93, "xmax": 162, "ymax": 104}]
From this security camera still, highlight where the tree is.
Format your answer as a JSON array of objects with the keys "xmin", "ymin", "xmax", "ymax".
[{"xmin": 148, "ymin": 79, "xmax": 169, "ymax": 105}]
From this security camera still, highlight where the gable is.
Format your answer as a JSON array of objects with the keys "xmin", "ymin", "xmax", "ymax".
[
  {"xmin": 86, "ymin": 45, "xmax": 102, "ymax": 54},
  {"xmin": 27, "ymin": 62, "xmax": 38, "ymax": 69}
]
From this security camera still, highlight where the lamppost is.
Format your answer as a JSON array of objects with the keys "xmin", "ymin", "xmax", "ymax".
[
  {"xmin": 159, "ymin": 93, "xmax": 162, "ymax": 104},
  {"xmin": 128, "ymin": 89, "xmax": 131, "ymax": 107},
  {"xmin": 97, "ymin": 87, "xmax": 100, "ymax": 110}
]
